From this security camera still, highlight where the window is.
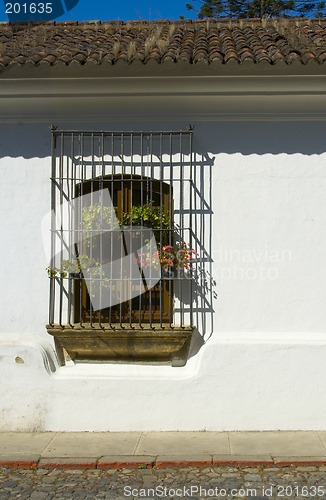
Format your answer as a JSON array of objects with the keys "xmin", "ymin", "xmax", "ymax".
[
  {"xmin": 47, "ymin": 129, "xmax": 195, "ymax": 364},
  {"xmin": 73, "ymin": 174, "xmax": 173, "ymax": 325}
]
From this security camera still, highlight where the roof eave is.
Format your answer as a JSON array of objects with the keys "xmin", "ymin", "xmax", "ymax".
[{"xmin": 1, "ymin": 58, "xmax": 326, "ymax": 79}]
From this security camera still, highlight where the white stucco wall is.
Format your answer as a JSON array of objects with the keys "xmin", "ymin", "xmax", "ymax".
[{"xmin": 1, "ymin": 91, "xmax": 326, "ymax": 430}]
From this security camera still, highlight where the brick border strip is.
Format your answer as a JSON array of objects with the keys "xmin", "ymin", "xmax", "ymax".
[
  {"xmin": 156, "ymin": 455, "xmax": 212, "ymax": 468},
  {"xmin": 213, "ymin": 455, "xmax": 274, "ymax": 466},
  {"xmin": 98, "ymin": 456, "xmax": 156, "ymax": 469},
  {"xmin": 0, "ymin": 455, "xmax": 40, "ymax": 469},
  {"xmin": 273, "ymin": 457, "xmax": 326, "ymax": 466},
  {"xmin": 1, "ymin": 455, "xmax": 326, "ymax": 469}
]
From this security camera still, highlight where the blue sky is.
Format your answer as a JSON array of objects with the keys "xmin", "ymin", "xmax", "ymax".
[{"xmin": 1, "ymin": 0, "xmax": 197, "ymax": 22}]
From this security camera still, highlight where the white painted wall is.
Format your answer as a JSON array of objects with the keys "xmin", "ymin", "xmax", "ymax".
[{"xmin": 0, "ymin": 112, "xmax": 326, "ymax": 431}]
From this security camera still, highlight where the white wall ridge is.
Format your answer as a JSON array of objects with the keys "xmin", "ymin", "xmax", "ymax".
[
  {"xmin": 53, "ymin": 355, "xmax": 202, "ymax": 380},
  {"xmin": 1, "ymin": 113, "xmax": 326, "ymax": 124},
  {"xmin": 211, "ymin": 332, "xmax": 326, "ymax": 344},
  {"xmin": 1, "ymin": 75, "xmax": 326, "ymax": 97}
]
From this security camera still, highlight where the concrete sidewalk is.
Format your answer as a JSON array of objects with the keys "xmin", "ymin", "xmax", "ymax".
[{"xmin": 1, "ymin": 431, "xmax": 326, "ymax": 469}]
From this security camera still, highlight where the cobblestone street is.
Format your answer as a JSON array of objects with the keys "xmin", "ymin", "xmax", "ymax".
[{"xmin": 1, "ymin": 465, "xmax": 326, "ymax": 499}]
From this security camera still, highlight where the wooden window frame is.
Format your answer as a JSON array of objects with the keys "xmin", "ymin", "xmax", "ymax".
[{"xmin": 74, "ymin": 174, "xmax": 174, "ymax": 326}]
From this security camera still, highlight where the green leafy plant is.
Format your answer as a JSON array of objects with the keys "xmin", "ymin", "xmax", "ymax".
[
  {"xmin": 47, "ymin": 202, "xmax": 196, "ymax": 279},
  {"xmin": 47, "ymin": 255, "xmax": 101, "ymax": 278},
  {"xmin": 81, "ymin": 202, "xmax": 171, "ymax": 244},
  {"xmin": 122, "ymin": 203, "xmax": 169, "ymax": 227},
  {"xmin": 122, "ymin": 203, "xmax": 170, "ymax": 245},
  {"xmin": 184, "ymin": 0, "xmax": 326, "ymax": 19},
  {"xmin": 82, "ymin": 204, "xmax": 120, "ymax": 240},
  {"xmin": 122, "ymin": 203, "xmax": 171, "ymax": 242},
  {"xmin": 47, "ymin": 255, "xmax": 110, "ymax": 299}
]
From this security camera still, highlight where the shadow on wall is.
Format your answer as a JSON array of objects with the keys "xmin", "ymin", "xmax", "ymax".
[
  {"xmin": 0, "ymin": 120, "xmax": 325, "ymax": 360},
  {"xmin": 192, "ymin": 121, "xmax": 326, "ymax": 156},
  {"xmin": 175, "ymin": 150, "xmax": 216, "ymax": 358},
  {"xmin": 0, "ymin": 121, "xmax": 326, "ymax": 159}
]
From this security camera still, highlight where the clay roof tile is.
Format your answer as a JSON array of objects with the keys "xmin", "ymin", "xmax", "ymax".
[{"xmin": 0, "ymin": 18, "xmax": 325, "ymax": 69}]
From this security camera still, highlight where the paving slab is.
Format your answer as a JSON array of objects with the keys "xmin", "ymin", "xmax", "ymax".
[
  {"xmin": 229, "ymin": 432, "xmax": 326, "ymax": 457},
  {"xmin": 0, "ymin": 433, "xmax": 54, "ymax": 455},
  {"xmin": 38, "ymin": 458, "xmax": 97, "ymax": 469},
  {"xmin": 136, "ymin": 432, "xmax": 229, "ymax": 455},
  {"xmin": 1, "ymin": 431, "xmax": 326, "ymax": 468},
  {"xmin": 41, "ymin": 432, "xmax": 141, "ymax": 458},
  {"xmin": 317, "ymin": 432, "xmax": 326, "ymax": 452}
]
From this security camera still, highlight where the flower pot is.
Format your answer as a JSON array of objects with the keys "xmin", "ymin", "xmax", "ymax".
[{"xmin": 47, "ymin": 324, "xmax": 194, "ymax": 367}]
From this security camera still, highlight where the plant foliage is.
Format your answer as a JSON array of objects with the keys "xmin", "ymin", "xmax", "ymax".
[
  {"xmin": 47, "ymin": 202, "xmax": 196, "ymax": 277},
  {"xmin": 185, "ymin": 0, "xmax": 326, "ymax": 18}
]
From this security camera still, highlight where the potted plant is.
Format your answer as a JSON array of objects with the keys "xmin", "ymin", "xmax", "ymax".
[
  {"xmin": 46, "ymin": 202, "xmax": 196, "ymax": 366},
  {"xmin": 159, "ymin": 241, "xmax": 198, "ymax": 278}
]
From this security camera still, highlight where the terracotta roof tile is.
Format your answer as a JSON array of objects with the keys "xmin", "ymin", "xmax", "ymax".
[{"xmin": 0, "ymin": 18, "xmax": 326, "ymax": 69}]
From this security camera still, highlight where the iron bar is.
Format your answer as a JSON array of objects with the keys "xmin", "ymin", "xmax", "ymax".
[{"xmin": 50, "ymin": 129, "xmax": 193, "ymax": 331}]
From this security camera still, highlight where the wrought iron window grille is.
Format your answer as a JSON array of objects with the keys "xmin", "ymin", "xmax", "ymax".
[{"xmin": 47, "ymin": 128, "xmax": 197, "ymax": 333}]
